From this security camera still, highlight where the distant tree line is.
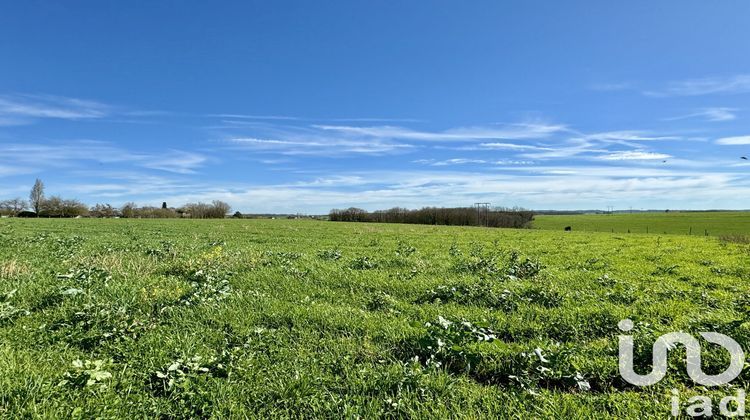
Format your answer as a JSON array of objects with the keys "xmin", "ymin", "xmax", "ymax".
[
  {"xmin": 0, "ymin": 179, "xmax": 231, "ymax": 219},
  {"xmin": 329, "ymin": 206, "xmax": 534, "ymax": 228}
]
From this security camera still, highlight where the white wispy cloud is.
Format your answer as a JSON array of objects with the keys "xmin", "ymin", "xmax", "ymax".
[
  {"xmin": 314, "ymin": 122, "xmax": 567, "ymax": 141},
  {"xmin": 597, "ymin": 151, "xmax": 672, "ymax": 161},
  {"xmin": 226, "ymin": 136, "xmax": 414, "ymax": 155},
  {"xmin": 665, "ymin": 107, "xmax": 738, "ymax": 122},
  {"xmin": 0, "ymin": 93, "xmax": 174, "ymax": 126},
  {"xmin": 508, "ymin": 129, "xmax": 683, "ymax": 161},
  {"xmin": 579, "ymin": 131, "xmax": 681, "ymax": 142},
  {"xmin": 7, "ymin": 94, "xmax": 750, "ymax": 211},
  {"xmin": 516, "ymin": 139, "xmax": 604, "ymax": 159},
  {"xmin": 292, "ymin": 175, "xmax": 371, "ymax": 187},
  {"xmin": 207, "ymin": 114, "xmax": 422, "ymax": 123},
  {"xmin": 646, "ymin": 74, "xmax": 750, "ymax": 97},
  {"xmin": 29, "ymin": 154, "xmax": 750, "ymax": 211},
  {"xmin": 212, "ymin": 118, "xmax": 695, "ymax": 174},
  {"xmin": 140, "ymin": 150, "xmax": 208, "ymax": 174},
  {"xmin": 431, "ymin": 158, "xmax": 488, "ymax": 166},
  {"xmin": 0, "ymin": 141, "xmax": 208, "ymax": 174},
  {"xmin": 716, "ymin": 135, "xmax": 750, "ymax": 145},
  {"xmin": 413, "ymin": 158, "xmax": 534, "ymax": 166},
  {"xmin": 108, "ymin": 168, "xmax": 748, "ymax": 213},
  {"xmin": 219, "ymin": 121, "xmax": 567, "ymax": 156},
  {"xmin": 476, "ymin": 142, "xmax": 552, "ymax": 151},
  {"xmin": 0, "ymin": 164, "xmax": 32, "ymax": 177},
  {"xmin": 208, "ymin": 114, "xmax": 302, "ymax": 121},
  {"xmin": 0, "ymin": 94, "xmax": 110, "ymax": 122},
  {"xmin": 61, "ymin": 172, "xmax": 209, "ymax": 199},
  {"xmin": 326, "ymin": 117, "xmax": 424, "ymax": 123}
]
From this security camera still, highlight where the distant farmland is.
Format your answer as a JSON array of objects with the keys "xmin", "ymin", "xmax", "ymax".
[{"xmin": 532, "ymin": 211, "xmax": 750, "ymax": 236}]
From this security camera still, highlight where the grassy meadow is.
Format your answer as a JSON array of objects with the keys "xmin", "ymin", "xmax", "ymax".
[
  {"xmin": 2, "ymin": 218, "xmax": 750, "ymax": 418},
  {"xmin": 533, "ymin": 211, "xmax": 750, "ymax": 236}
]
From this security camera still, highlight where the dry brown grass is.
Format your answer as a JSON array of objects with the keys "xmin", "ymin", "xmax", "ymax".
[
  {"xmin": 0, "ymin": 260, "xmax": 31, "ymax": 280},
  {"xmin": 70, "ymin": 253, "xmax": 156, "ymax": 279},
  {"xmin": 719, "ymin": 234, "xmax": 750, "ymax": 245}
]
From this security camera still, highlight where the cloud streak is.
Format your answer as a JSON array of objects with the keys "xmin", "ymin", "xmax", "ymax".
[
  {"xmin": 413, "ymin": 158, "xmax": 534, "ymax": 166},
  {"xmin": 0, "ymin": 141, "xmax": 208, "ymax": 174},
  {"xmin": 597, "ymin": 151, "xmax": 672, "ymax": 161},
  {"xmin": 665, "ymin": 107, "xmax": 738, "ymax": 122},
  {"xmin": 314, "ymin": 122, "xmax": 567, "ymax": 141},
  {"xmin": 218, "ymin": 121, "xmax": 569, "ymax": 157},
  {"xmin": 646, "ymin": 74, "xmax": 750, "ymax": 97},
  {"xmin": 3, "ymin": 91, "xmax": 747, "ymax": 211},
  {"xmin": 226, "ymin": 136, "xmax": 414, "ymax": 156},
  {"xmin": 716, "ymin": 135, "xmax": 750, "ymax": 145},
  {"xmin": 74, "ymin": 167, "xmax": 748, "ymax": 213},
  {"xmin": 0, "ymin": 94, "xmax": 110, "ymax": 122},
  {"xmin": 578, "ymin": 131, "xmax": 681, "ymax": 142}
]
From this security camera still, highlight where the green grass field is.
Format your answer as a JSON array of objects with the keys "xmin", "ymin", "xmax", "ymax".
[
  {"xmin": 2, "ymin": 218, "xmax": 750, "ymax": 418},
  {"xmin": 533, "ymin": 211, "xmax": 750, "ymax": 236}
]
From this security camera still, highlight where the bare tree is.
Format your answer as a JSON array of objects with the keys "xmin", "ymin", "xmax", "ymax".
[
  {"xmin": 40, "ymin": 195, "xmax": 62, "ymax": 217},
  {"xmin": 121, "ymin": 202, "xmax": 137, "ymax": 218},
  {"xmin": 212, "ymin": 200, "xmax": 231, "ymax": 218},
  {"xmin": 62, "ymin": 199, "xmax": 88, "ymax": 217},
  {"xmin": 29, "ymin": 179, "xmax": 45, "ymax": 215},
  {"xmin": 90, "ymin": 203, "xmax": 118, "ymax": 218},
  {"xmin": 0, "ymin": 200, "xmax": 14, "ymax": 216},
  {"xmin": 0, "ymin": 198, "xmax": 27, "ymax": 216},
  {"xmin": 181, "ymin": 201, "xmax": 231, "ymax": 219},
  {"xmin": 40, "ymin": 196, "xmax": 88, "ymax": 218},
  {"xmin": 10, "ymin": 198, "xmax": 27, "ymax": 213}
]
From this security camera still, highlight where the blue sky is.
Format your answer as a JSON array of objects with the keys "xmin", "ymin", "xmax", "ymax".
[{"xmin": 2, "ymin": 1, "xmax": 750, "ymax": 213}]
